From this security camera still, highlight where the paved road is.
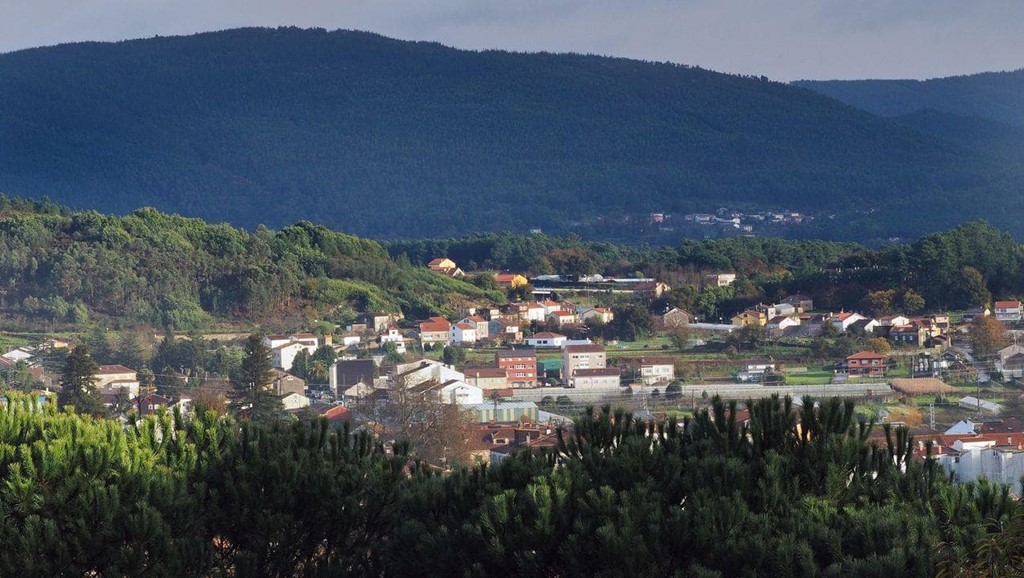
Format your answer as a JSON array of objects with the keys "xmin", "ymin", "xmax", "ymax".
[{"xmin": 511, "ymin": 382, "xmax": 891, "ymax": 403}]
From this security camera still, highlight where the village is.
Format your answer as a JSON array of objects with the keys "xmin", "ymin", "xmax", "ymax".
[{"xmin": 4, "ymin": 255, "xmax": 1024, "ymax": 491}]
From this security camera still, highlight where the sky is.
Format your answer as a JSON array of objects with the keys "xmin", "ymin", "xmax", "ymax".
[{"xmin": 2, "ymin": 0, "xmax": 1022, "ymax": 81}]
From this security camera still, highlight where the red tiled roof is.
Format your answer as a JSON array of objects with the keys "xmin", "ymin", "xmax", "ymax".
[
  {"xmin": 846, "ymin": 351, "xmax": 886, "ymax": 360},
  {"xmin": 909, "ymin": 432, "xmax": 1024, "ymax": 459},
  {"xmin": 420, "ymin": 317, "xmax": 451, "ymax": 332},
  {"xmin": 995, "ymin": 301, "xmax": 1021, "ymax": 308}
]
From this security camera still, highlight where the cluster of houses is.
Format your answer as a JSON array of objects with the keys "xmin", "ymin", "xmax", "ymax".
[
  {"xmin": 412, "ymin": 300, "xmax": 613, "ymax": 349},
  {"xmin": 0, "ymin": 339, "xmax": 66, "ymax": 389},
  {"xmin": 728, "ymin": 296, "xmax": 966, "ymax": 349},
  {"xmin": 685, "ymin": 209, "xmax": 808, "ymax": 233}
]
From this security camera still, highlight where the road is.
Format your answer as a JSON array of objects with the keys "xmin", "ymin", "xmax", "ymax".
[{"xmin": 510, "ymin": 381, "xmax": 891, "ymax": 404}]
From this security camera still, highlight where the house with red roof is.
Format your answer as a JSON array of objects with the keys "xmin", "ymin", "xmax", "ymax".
[
  {"xmin": 841, "ymin": 351, "xmax": 887, "ymax": 378},
  {"xmin": 546, "ymin": 310, "xmax": 578, "ymax": 327},
  {"xmin": 418, "ymin": 317, "xmax": 452, "ymax": 346},
  {"xmin": 427, "ymin": 257, "xmax": 464, "ymax": 278},
  {"xmin": 830, "ymin": 312, "xmax": 868, "ymax": 333},
  {"xmin": 994, "ymin": 300, "xmax": 1022, "ymax": 323},
  {"xmin": 450, "ymin": 322, "xmax": 478, "ymax": 345}
]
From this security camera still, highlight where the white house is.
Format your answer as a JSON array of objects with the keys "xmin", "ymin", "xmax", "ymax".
[
  {"xmin": 994, "ymin": 301, "xmax": 1023, "ymax": 323},
  {"xmin": 437, "ymin": 379, "xmax": 485, "ymax": 405},
  {"xmin": 578, "ymin": 306, "xmax": 614, "ymax": 324},
  {"xmin": 272, "ymin": 342, "xmax": 311, "ymax": 371},
  {"xmin": 831, "ymin": 312, "xmax": 867, "ymax": 332},
  {"xmin": 280, "ymin": 392, "xmax": 311, "ymax": 411},
  {"xmin": 766, "ymin": 315, "xmax": 800, "ymax": 332},
  {"xmin": 450, "ymin": 323, "xmax": 478, "ymax": 345},
  {"xmin": 879, "ymin": 315, "xmax": 911, "ymax": 327},
  {"xmin": 95, "ymin": 364, "xmax": 141, "ymax": 399},
  {"xmin": 706, "ymin": 273, "xmax": 736, "ymax": 287},
  {"xmin": 395, "ymin": 359, "xmax": 465, "ymax": 388},
  {"xmin": 632, "ymin": 357, "xmax": 674, "ymax": 385},
  {"xmin": 458, "ymin": 316, "xmax": 490, "ymax": 340},
  {"xmin": 338, "ymin": 334, "xmax": 361, "ymax": 347},
  {"xmin": 523, "ymin": 304, "xmax": 548, "ymax": 322},
  {"xmin": 378, "ymin": 326, "xmax": 406, "ymax": 353},
  {"xmin": 938, "ymin": 441, "xmax": 1024, "ymax": 495},
  {"xmin": 571, "ymin": 368, "xmax": 621, "ymax": 389},
  {"xmin": 526, "ymin": 332, "xmax": 567, "ymax": 348},
  {"xmin": 263, "ymin": 334, "xmax": 294, "ymax": 350},
  {"xmin": 540, "ymin": 300, "xmax": 563, "ymax": 316}
]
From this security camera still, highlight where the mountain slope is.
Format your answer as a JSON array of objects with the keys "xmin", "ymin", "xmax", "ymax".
[
  {"xmin": 793, "ymin": 69, "xmax": 1024, "ymax": 127},
  {"xmin": 0, "ymin": 27, "xmax": 1020, "ymax": 240}
]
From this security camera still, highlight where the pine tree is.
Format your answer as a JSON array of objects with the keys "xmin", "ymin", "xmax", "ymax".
[
  {"xmin": 57, "ymin": 345, "xmax": 101, "ymax": 414},
  {"xmin": 234, "ymin": 334, "xmax": 282, "ymax": 422}
]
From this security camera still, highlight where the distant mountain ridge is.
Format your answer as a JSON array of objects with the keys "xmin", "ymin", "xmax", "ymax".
[
  {"xmin": 0, "ymin": 27, "xmax": 1022, "ymax": 241},
  {"xmin": 794, "ymin": 69, "xmax": 1024, "ymax": 127}
]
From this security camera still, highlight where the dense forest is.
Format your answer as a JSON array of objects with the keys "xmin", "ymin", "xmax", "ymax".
[
  {"xmin": 0, "ymin": 394, "xmax": 1019, "ymax": 576},
  {"xmin": 795, "ymin": 69, "xmax": 1024, "ymax": 127},
  {"xmin": 0, "ymin": 200, "xmax": 1022, "ymax": 330},
  {"xmin": 388, "ymin": 220, "xmax": 1024, "ymax": 318},
  {"xmin": 1, "ymin": 27, "xmax": 1022, "ymax": 241},
  {"xmin": 0, "ymin": 198, "xmax": 503, "ymax": 329}
]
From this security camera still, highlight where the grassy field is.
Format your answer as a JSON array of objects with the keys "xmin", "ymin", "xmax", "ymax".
[
  {"xmin": 783, "ymin": 370, "xmax": 835, "ymax": 385},
  {"xmin": 0, "ymin": 334, "xmax": 31, "ymax": 354}
]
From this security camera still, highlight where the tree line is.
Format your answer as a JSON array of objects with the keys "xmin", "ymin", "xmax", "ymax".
[
  {"xmin": 0, "ymin": 393, "xmax": 1020, "ymax": 576},
  {"xmin": 0, "ymin": 199, "xmax": 1021, "ymax": 333},
  {"xmin": 0, "ymin": 201, "xmax": 502, "ymax": 329}
]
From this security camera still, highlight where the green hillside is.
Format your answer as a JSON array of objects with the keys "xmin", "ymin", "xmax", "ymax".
[
  {"xmin": 1, "ymin": 27, "xmax": 1021, "ymax": 240},
  {"xmin": 0, "ymin": 198, "xmax": 503, "ymax": 329}
]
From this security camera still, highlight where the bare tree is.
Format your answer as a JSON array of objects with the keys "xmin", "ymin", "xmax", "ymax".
[{"xmin": 380, "ymin": 376, "xmax": 482, "ymax": 467}]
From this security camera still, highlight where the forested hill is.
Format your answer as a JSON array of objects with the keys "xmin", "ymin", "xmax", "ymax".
[
  {"xmin": 1, "ymin": 27, "xmax": 1022, "ymax": 241},
  {"xmin": 794, "ymin": 69, "xmax": 1024, "ymax": 127}
]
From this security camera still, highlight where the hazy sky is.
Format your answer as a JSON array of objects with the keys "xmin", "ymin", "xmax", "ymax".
[{"xmin": 2, "ymin": 0, "xmax": 1022, "ymax": 81}]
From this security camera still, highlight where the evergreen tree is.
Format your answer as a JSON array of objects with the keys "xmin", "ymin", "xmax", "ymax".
[
  {"xmin": 115, "ymin": 331, "xmax": 144, "ymax": 370},
  {"xmin": 234, "ymin": 334, "xmax": 283, "ymax": 422},
  {"xmin": 289, "ymin": 348, "xmax": 310, "ymax": 379},
  {"xmin": 57, "ymin": 345, "xmax": 101, "ymax": 414}
]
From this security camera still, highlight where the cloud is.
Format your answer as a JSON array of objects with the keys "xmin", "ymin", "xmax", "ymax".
[{"xmin": 1, "ymin": 0, "xmax": 1020, "ymax": 80}]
